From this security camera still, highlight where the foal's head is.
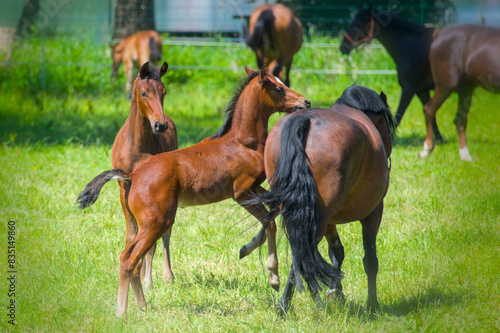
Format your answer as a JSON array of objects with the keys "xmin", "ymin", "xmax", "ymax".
[
  {"xmin": 133, "ymin": 61, "xmax": 170, "ymax": 134},
  {"xmin": 245, "ymin": 65, "xmax": 310, "ymax": 114}
]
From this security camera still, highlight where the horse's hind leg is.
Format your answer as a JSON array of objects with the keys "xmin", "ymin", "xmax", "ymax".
[
  {"xmin": 360, "ymin": 202, "xmax": 383, "ymax": 313},
  {"xmin": 455, "ymin": 85, "xmax": 474, "ymax": 162},
  {"xmin": 324, "ymin": 224, "xmax": 345, "ymax": 302},
  {"xmin": 420, "ymin": 87, "xmax": 451, "ymax": 158},
  {"xmin": 417, "ymin": 90, "xmax": 443, "ymax": 143}
]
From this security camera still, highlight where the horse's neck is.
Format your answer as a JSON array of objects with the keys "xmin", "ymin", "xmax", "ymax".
[
  {"xmin": 375, "ymin": 28, "xmax": 403, "ymax": 61},
  {"xmin": 231, "ymin": 87, "xmax": 270, "ymax": 150},
  {"xmin": 127, "ymin": 97, "xmax": 156, "ymax": 152}
]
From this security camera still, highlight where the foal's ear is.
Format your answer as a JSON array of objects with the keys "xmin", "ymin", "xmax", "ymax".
[
  {"xmin": 379, "ymin": 91, "xmax": 388, "ymax": 106},
  {"xmin": 245, "ymin": 65, "xmax": 256, "ymax": 76},
  {"xmin": 159, "ymin": 62, "xmax": 169, "ymax": 77},
  {"xmin": 139, "ymin": 61, "xmax": 150, "ymax": 79},
  {"xmin": 260, "ymin": 65, "xmax": 269, "ymax": 80}
]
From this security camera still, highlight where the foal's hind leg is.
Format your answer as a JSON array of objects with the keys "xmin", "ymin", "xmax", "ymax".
[
  {"xmin": 324, "ymin": 224, "xmax": 345, "ymax": 302},
  {"xmin": 420, "ymin": 87, "xmax": 451, "ymax": 159},
  {"xmin": 360, "ymin": 202, "xmax": 383, "ymax": 313}
]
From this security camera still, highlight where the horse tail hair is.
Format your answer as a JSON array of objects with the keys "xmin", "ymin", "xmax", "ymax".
[
  {"xmin": 149, "ymin": 36, "xmax": 162, "ymax": 63},
  {"xmin": 244, "ymin": 9, "xmax": 275, "ymax": 51},
  {"xmin": 258, "ymin": 113, "xmax": 339, "ymax": 294},
  {"xmin": 77, "ymin": 169, "xmax": 130, "ymax": 209}
]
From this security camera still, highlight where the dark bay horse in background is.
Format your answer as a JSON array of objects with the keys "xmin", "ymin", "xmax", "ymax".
[
  {"xmin": 112, "ymin": 61, "xmax": 177, "ymax": 289},
  {"xmin": 111, "ymin": 30, "xmax": 162, "ymax": 94},
  {"xmin": 340, "ymin": 8, "xmax": 443, "ymax": 142},
  {"xmin": 243, "ymin": 4, "xmax": 303, "ymax": 87},
  {"xmin": 77, "ymin": 66, "xmax": 311, "ymax": 317},
  {"xmin": 420, "ymin": 24, "xmax": 500, "ymax": 161},
  {"xmin": 255, "ymin": 85, "xmax": 396, "ymax": 315}
]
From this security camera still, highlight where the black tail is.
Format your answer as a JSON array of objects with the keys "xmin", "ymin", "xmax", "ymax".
[
  {"xmin": 243, "ymin": 9, "xmax": 275, "ymax": 50},
  {"xmin": 258, "ymin": 113, "xmax": 339, "ymax": 294},
  {"xmin": 76, "ymin": 169, "xmax": 130, "ymax": 209},
  {"xmin": 149, "ymin": 37, "xmax": 162, "ymax": 63}
]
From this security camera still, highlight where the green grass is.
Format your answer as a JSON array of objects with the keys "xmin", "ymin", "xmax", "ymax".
[{"xmin": 0, "ymin": 36, "xmax": 499, "ymax": 332}]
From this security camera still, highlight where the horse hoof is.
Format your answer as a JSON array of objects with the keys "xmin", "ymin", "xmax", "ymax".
[
  {"xmin": 270, "ymin": 278, "xmax": 280, "ymax": 292},
  {"xmin": 239, "ymin": 247, "xmax": 247, "ymax": 259},
  {"xmin": 459, "ymin": 147, "xmax": 473, "ymax": 162},
  {"xmin": 326, "ymin": 288, "xmax": 345, "ymax": 304},
  {"xmin": 418, "ymin": 150, "xmax": 431, "ymax": 159}
]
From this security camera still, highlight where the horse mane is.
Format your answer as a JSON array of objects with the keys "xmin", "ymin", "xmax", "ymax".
[
  {"xmin": 334, "ymin": 85, "xmax": 397, "ymax": 141},
  {"xmin": 368, "ymin": 8, "xmax": 432, "ymax": 34},
  {"xmin": 140, "ymin": 64, "xmax": 162, "ymax": 82},
  {"xmin": 210, "ymin": 70, "xmax": 262, "ymax": 139}
]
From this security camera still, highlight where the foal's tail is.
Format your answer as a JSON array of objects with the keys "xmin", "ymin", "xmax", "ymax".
[
  {"xmin": 77, "ymin": 169, "xmax": 131, "ymax": 209},
  {"xmin": 149, "ymin": 36, "xmax": 162, "ymax": 63},
  {"xmin": 243, "ymin": 9, "xmax": 275, "ymax": 51},
  {"xmin": 258, "ymin": 113, "xmax": 338, "ymax": 294}
]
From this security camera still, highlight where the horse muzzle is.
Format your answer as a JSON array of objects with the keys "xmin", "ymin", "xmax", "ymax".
[
  {"xmin": 295, "ymin": 99, "xmax": 311, "ymax": 110},
  {"xmin": 153, "ymin": 121, "xmax": 168, "ymax": 134}
]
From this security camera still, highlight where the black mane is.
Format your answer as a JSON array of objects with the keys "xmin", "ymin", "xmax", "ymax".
[
  {"xmin": 369, "ymin": 9, "xmax": 431, "ymax": 34},
  {"xmin": 141, "ymin": 65, "xmax": 162, "ymax": 81},
  {"xmin": 335, "ymin": 85, "xmax": 397, "ymax": 141},
  {"xmin": 211, "ymin": 70, "xmax": 261, "ymax": 139}
]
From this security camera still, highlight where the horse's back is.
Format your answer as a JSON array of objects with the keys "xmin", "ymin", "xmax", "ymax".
[
  {"xmin": 266, "ymin": 107, "xmax": 389, "ymax": 222},
  {"xmin": 431, "ymin": 24, "xmax": 500, "ymax": 87}
]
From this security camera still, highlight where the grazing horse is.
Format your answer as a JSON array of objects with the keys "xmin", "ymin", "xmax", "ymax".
[
  {"xmin": 77, "ymin": 66, "xmax": 311, "ymax": 317},
  {"xmin": 255, "ymin": 85, "xmax": 396, "ymax": 315},
  {"xmin": 243, "ymin": 4, "xmax": 303, "ymax": 87},
  {"xmin": 111, "ymin": 30, "xmax": 162, "ymax": 94},
  {"xmin": 340, "ymin": 8, "xmax": 443, "ymax": 142},
  {"xmin": 419, "ymin": 24, "xmax": 500, "ymax": 161},
  {"xmin": 111, "ymin": 61, "xmax": 177, "ymax": 289}
]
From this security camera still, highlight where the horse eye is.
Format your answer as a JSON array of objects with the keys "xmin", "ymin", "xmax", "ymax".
[
  {"xmin": 141, "ymin": 91, "xmax": 147, "ymax": 98},
  {"xmin": 276, "ymin": 87, "xmax": 284, "ymax": 93}
]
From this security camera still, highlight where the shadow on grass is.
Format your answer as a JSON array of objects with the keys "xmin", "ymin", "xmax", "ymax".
[{"xmin": 0, "ymin": 91, "xmax": 225, "ymax": 148}]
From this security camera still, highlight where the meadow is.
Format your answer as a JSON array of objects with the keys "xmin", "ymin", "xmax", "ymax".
[{"xmin": 0, "ymin": 35, "xmax": 499, "ymax": 332}]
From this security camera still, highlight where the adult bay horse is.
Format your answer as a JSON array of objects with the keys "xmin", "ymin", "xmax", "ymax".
[
  {"xmin": 340, "ymin": 8, "xmax": 443, "ymax": 142},
  {"xmin": 255, "ymin": 85, "xmax": 396, "ymax": 315},
  {"xmin": 419, "ymin": 24, "xmax": 500, "ymax": 161},
  {"xmin": 111, "ymin": 30, "xmax": 162, "ymax": 94},
  {"xmin": 77, "ymin": 66, "xmax": 311, "ymax": 317},
  {"xmin": 243, "ymin": 4, "xmax": 303, "ymax": 87},
  {"xmin": 112, "ymin": 61, "xmax": 177, "ymax": 289}
]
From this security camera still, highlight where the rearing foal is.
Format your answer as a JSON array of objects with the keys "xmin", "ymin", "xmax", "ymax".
[
  {"xmin": 77, "ymin": 66, "xmax": 310, "ymax": 317},
  {"xmin": 112, "ymin": 61, "xmax": 177, "ymax": 289}
]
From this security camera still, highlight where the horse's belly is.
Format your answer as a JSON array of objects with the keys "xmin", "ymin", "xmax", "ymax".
[{"xmin": 178, "ymin": 186, "xmax": 233, "ymax": 208}]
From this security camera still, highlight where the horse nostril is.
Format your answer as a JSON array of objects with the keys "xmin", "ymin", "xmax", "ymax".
[
  {"xmin": 305, "ymin": 100, "xmax": 311, "ymax": 107},
  {"xmin": 154, "ymin": 122, "xmax": 167, "ymax": 133}
]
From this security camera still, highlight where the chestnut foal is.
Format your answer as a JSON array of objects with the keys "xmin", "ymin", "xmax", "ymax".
[{"xmin": 112, "ymin": 61, "xmax": 177, "ymax": 289}]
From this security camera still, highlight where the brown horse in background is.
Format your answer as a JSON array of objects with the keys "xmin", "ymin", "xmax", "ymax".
[
  {"xmin": 111, "ymin": 61, "xmax": 177, "ymax": 290},
  {"xmin": 111, "ymin": 30, "xmax": 162, "ymax": 94},
  {"xmin": 243, "ymin": 4, "xmax": 303, "ymax": 87},
  {"xmin": 254, "ymin": 85, "xmax": 396, "ymax": 316},
  {"xmin": 420, "ymin": 24, "xmax": 500, "ymax": 161},
  {"xmin": 77, "ymin": 66, "xmax": 311, "ymax": 316}
]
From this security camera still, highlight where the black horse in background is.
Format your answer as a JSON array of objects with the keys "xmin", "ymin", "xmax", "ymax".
[{"xmin": 340, "ymin": 8, "xmax": 443, "ymax": 142}]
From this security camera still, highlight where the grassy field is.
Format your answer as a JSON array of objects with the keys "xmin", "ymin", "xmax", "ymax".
[{"xmin": 0, "ymin": 36, "xmax": 499, "ymax": 332}]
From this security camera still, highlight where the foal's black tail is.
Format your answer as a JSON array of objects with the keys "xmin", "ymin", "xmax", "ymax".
[
  {"xmin": 258, "ymin": 113, "xmax": 339, "ymax": 294},
  {"xmin": 76, "ymin": 169, "xmax": 130, "ymax": 209},
  {"xmin": 149, "ymin": 37, "xmax": 162, "ymax": 63},
  {"xmin": 243, "ymin": 9, "xmax": 275, "ymax": 51}
]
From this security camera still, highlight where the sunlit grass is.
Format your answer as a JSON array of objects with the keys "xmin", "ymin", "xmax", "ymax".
[{"xmin": 0, "ymin": 36, "xmax": 499, "ymax": 332}]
